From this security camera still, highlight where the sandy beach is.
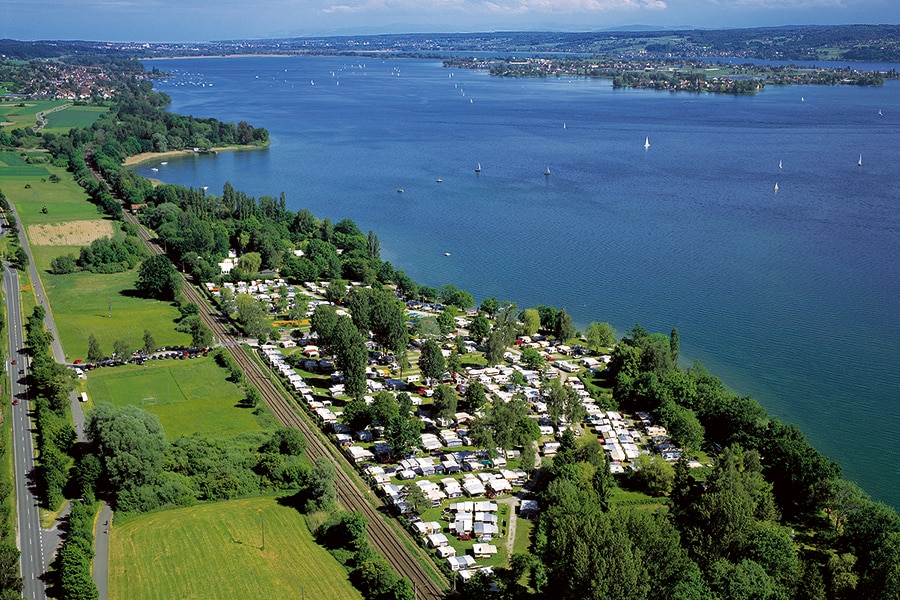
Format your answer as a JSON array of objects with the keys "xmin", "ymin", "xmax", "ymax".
[{"xmin": 122, "ymin": 144, "xmax": 266, "ymax": 167}]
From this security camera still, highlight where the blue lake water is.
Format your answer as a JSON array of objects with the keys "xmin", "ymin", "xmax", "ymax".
[{"xmin": 139, "ymin": 56, "xmax": 900, "ymax": 509}]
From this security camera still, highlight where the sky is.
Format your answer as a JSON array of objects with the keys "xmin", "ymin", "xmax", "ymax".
[{"xmin": 2, "ymin": 0, "xmax": 897, "ymax": 42}]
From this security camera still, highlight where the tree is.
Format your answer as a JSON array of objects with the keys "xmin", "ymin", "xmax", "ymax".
[
  {"xmin": 485, "ymin": 330, "xmax": 506, "ymax": 366},
  {"xmin": 417, "ymin": 339, "xmax": 445, "ymax": 385},
  {"xmin": 112, "ymin": 339, "xmax": 130, "ymax": 363},
  {"xmin": 86, "ymin": 334, "xmax": 103, "ymax": 364},
  {"xmin": 554, "ymin": 308, "xmax": 575, "ymax": 341},
  {"xmin": 629, "ymin": 454, "xmax": 675, "ymax": 496},
  {"xmin": 520, "ymin": 442, "xmax": 537, "ymax": 473},
  {"xmin": 371, "ymin": 391, "xmax": 399, "ymax": 427},
  {"xmin": 331, "ymin": 316, "xmax": 368, "ymax": 400},
  {"xmin": 479, "ymin": 297, "xmax": 499, "ymax": 318},
  {"xmin": 385, "ymin": 415, "xmax": 421, "ymax": 460},
  {"xmin": 539, "ymin": 481, "xmax": 650, "ymax": 600},
  {"xmin": 432, "ymin": 384, "xmax": 458, "ymax": 421},
  {"xmin": 237, "ymin": 251, "xmax": 262, "ymax": 276},
  {"xmin": 136, "ymin": 254, "xmax": 181, "ymax": 300},
  {"xmin": 303, "ymin": 456, "xmax": 337, "ymax": 513},
  {"xmin": 469, "ymin": 313, "xmax": 491, "ymax": 343},
  {"xmin": 176, "ymin": 315, "xmax": 213, "ymax": 348},
  {"xmin": 87, "ymin": 403, "xmax": 168, "ymax": 501},
  {"xmin": 437, "ymin": 310, "xmax": 456, "ymax": 335},
  {"xmin": 464, "ymin": 380, "xmax": 487, "ymax": 411},
  {"xmin": 325, "ymin": 278, "xmax": 348, "ymax": 304},
  {"xmin": 470, "ymin": 396, "xmax": 540, "ymax": 452},
  {"xmin": 402, "ymin": 483, "xmax": 430, "ymax": 516},
  {"xmin": 520, "ymin": 308, "xmax": 541, "ymax": 336},
  {"xmin": 592, "ymin": 451, "xmax": 615, "ymax": 511},
  {"xmin": 341, "ymin": 399, "xmax": 373, "ymax": 431},
  {"xmin": 142, "ymin": 329, "xmax": 156, "ymax": 355},
  {"xmin": 235, "ymin": 293, "xmax": 268, "ymax": 340},
  {"xmin": 12, "ymin": 247, "xmax": 28, "ymax": 270},
  {"xmin": 585, "ymin": 322, "xmax": 616, "ymax": 351},
  {"xmin": 521, "ymin": 347, "xmax": 546, "ymax": 370}
]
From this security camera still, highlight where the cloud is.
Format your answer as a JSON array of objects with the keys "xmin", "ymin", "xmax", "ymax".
[
  {"xmin": 323, "ymin": 0, "xmax": 667, "ymax": 15},
  {"xmin": 732, "ymin": 0, "xmax": 844, "ymax": 6}
]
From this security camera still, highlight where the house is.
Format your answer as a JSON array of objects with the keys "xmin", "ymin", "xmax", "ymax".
[
  {"xmin": 519, "ymin": 499, "xmax": 539, "ymax": 518},
  {"xmin": 487, "ymin": 478, "xmax": 512, "ymax": 495},
  {"xmin": 463, "ymin": 478, "xmax": 486, "ymax": 497},
  {"xmin": 542, "ymin": 442, "xmax": 560, "ymax": 456},
  {"xmin": 426, "ymin": 533, "xmax": 449, "ymax": 548},
  {"xmin": 346, "ymin": 446, "xmax": 374, "ymax": 464},
  {"xmin": 472, "ymin": 544, "xmax": 498, "ymax": 558},
  {"xmin": 416, "ymin": 457, "xmax": 436, "ymax": 476},
  {"xmin": 451, "ymin": 516, "xmax": 473, "ymax": 535},
  {"xmin": 412, "ymin": 521, "xmax": 442, "ymax": 536},
  {"xmin": 435, "ymin": 546, "xmax": 457, "ymax": 559},
  {"xmin": 442, "ymin": 479, "xmax": 463, "ymax": 499},
  {"xmin": 446, "ymin": 555, "xmax": 477, "ymax": 572}
]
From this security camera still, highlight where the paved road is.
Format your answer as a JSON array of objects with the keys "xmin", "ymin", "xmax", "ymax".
[
  {"xmin": 6, "ymin": 202, "xmax": 87, "ymax": 441},
  {"xmin": 4, "ymin": 262, "xmax": 48, "ymax": 600},
  {"xmin": 93, "ymin": 503, "xmax": 111, "ymax": 600}
]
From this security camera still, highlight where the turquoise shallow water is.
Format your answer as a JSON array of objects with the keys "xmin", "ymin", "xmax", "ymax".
[{"xmin": 140, "ymin": 56, "xmax": 900, "ymax": 509}]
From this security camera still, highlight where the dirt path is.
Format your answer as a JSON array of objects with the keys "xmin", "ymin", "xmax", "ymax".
[{"xmin": 501, "ymin": 496, "xmax": 518, "ymax": 557}]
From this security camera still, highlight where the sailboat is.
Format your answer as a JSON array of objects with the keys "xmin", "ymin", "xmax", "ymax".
[
  {"xmin": 544, "ymin": 166, "xmax": 551, "ymax": 177},
  {"xmin": 774, "ymin": 182, "xmax": 779, "ymax": 192},
  {"xmin": 643, "ymin": 137, "xmax": 651, "ymax": 149},
  {"xmin": 778, "ymin": 160, "xmax": 783, "ymax": 170},
  {"xmin": 858, "ymin": 154, "xmax": 863, "ymax": 167},
  {"xmin": 474, "ymin": 163, "xmax": 482, "ymax": 173},
  {"xmin": 563, "ymin": 122, "xmax": 567, "ymax": 130},
  {"xmin": 878, "ymin": 109, "xmax": 883, "ymax": 117}
]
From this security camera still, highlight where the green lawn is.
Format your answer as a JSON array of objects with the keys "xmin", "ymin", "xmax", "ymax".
[
  {"xmin": 85, "ymin": 356, "xmax": 257, "ymax": 439},
  {"xmin": 0, "ymin": 99, "xmax": 68, "ymax": 130},
  {"xmin": 109, "ymin": 497, "xmax": 362, "ymax": 600},
  {"xmin": 29, "ymin": 247, "xmax": 190, "ymax": 360},
  {"xmin": 0, "ymin": 152, "xmax": 30, "ymax": 167},
  {"xmin": 42, "ymin": 105, "xmax": 107, "ymax": 133},
  {"xmin": 2, "ymin": 165, "xmax": 99, "ymax": 224}
]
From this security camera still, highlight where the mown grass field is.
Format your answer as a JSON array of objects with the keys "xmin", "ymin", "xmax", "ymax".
[
  {"xmin": 42, "ymin": 105, "xmax": 106, "ymax": 133},
  {"xmin": 0, "ymin": 164, "xmax": 97, "ymax": 225},
  {"xmin": 0, "ymin": 99, "xmax": 67, "ymax": 130},
  {"xmin": 109, "ymin": 497, "xmax": 362, "ymax": 600},
  {"xmin": 85, "ymin": 356, "xmax": 257, "ymax": 439},
  {"xmin": 29, "ymin": 244, "xmax": 190, "ymax": 359}
]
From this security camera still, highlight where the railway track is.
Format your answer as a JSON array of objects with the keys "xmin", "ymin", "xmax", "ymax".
[{"xmin": 99, "ymin": 164, "xmax": 447, "ymax": 599}]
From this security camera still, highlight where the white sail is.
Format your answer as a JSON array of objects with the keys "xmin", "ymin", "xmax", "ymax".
[{"xmin": 644, "ymin": 136, "xmax": 650, "ymax": 149}]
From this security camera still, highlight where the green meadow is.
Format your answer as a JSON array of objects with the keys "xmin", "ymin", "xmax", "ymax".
[
  {"xmin": 0, "ymin": 99, "xmax": 68, "ymax": 130},
  {"xmin": 42, "ymin": 105, "xmax": 106, "ymax": 134},
  {"xmin": 109, "ymin": 497, "xmax": 361, "ymax": 600},
  {"xmin": 30, "ymin": 244, "xmax": 190, "ymax": 359},
  {"xmin": 1, "ymin": 164, "xmax": 98, "ymax": 224},
  {"xmin": 85, "ymin": 356, "xmax": 257, "ymax": 439}
]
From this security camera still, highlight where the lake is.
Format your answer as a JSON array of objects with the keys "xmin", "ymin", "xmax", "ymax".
[{"xmin": 138, "ymin": 56, "xmax": 900, "ymax": 509}]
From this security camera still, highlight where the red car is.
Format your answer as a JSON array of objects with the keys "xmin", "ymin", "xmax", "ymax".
[
  {"xmin": 12, "ymin": 399, "xmax": 18, "ymax": 406},
  {"xmin": 10, "ymin": 359, "xmax": 16, "ymax": 365}
]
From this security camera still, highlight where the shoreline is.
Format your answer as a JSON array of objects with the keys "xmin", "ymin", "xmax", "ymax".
[
  {"xmin": 140, "ymin": 54, "xmax": 295, "ymax": 61},
  {"xmin": 122, "ymin": 144, "xmax": 267, "ymax": 167}
]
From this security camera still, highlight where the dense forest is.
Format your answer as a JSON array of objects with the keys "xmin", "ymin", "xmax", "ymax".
[{"xmin": 6, "ymin": 52, "xmax": 900, "ymax": 599}]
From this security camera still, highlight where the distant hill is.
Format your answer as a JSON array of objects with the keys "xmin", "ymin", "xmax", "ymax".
[{"xmin": 3, "ymin": 25, "xmax": 900, "ymax": 63}]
